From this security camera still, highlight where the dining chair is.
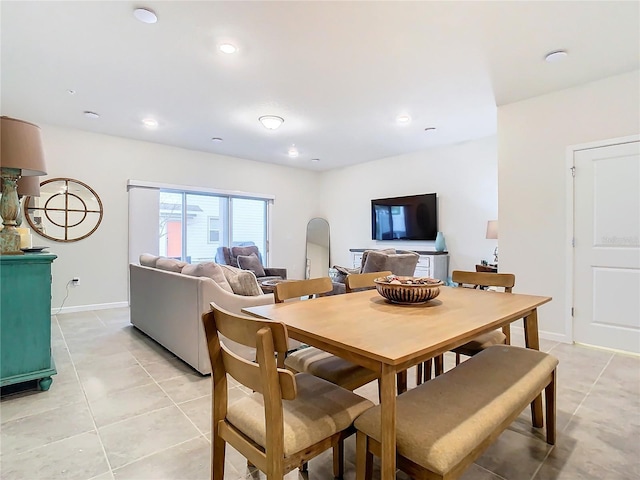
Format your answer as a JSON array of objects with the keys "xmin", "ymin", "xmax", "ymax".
[
  {"xmin": 276, "ymin": 278, "xmax": 381, "ymax": 392},
  {"xmin": 344, "ymin": 270, "xmax": 392, "ymax": 293},
  {"xmin": 202, "ymin": 305, "xmax": 374, "ymax": 480},
  {"xmin": 416, "ymin": 270, "xmax": 516, "ymax": 384}
]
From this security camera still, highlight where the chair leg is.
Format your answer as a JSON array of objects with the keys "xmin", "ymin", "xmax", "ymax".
[
  {"xmin": 455, "ymin": 352, "xmax": 461, "ymax": 365},
  {"xmin": 502, "ymin": 324, "xmax": 511, "ymax": 345},
  {"xmin": 545, "ymin": 369, "xmax": 557, "ymax": 445},
  {"xmin": 333, "ymin": 440, "xmax": 344, "ymax": 478},
  {"xmin": 416, "ymin": 362, "xmax": 423, "ymax": 386},
  {"xmin": 356, "ymin": 431, "xmax": 373, "ymax": 480},
  {"xmin": 397, "ymin": 370, "xmax": 407, "ymax": 394},
  {"xmin": 299, "ymin": 461, "xmax": 308, "ymax": 472},
  {"xmin": 434, "ymin": 355, "xmax": 444, "ymax": 376},
  {"xmin": 212, "ymin": 436, "xmax": 225, "ymax": 480},
  {"xmin": 424, "ymin": 358, "xmax": 432, "ymax": 382}
]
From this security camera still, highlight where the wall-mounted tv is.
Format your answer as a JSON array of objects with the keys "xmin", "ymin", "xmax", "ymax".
[{"xmin": 371, "ymin": 193, "xmax": 437, "ymax": 241}]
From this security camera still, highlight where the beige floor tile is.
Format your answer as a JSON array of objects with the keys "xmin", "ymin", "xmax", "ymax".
[
  {"xmin": 0, "ymin": 402, "xmax": 95, "ymax": 456},
  {"xmin": 158, "ymin": 374, "xmax": 212, "ymax": 404},
  {"xmin": 78, "ymin": 364, "xmax": 154, "ymax": 401},
  {"xmin": 88, "ymin": 383, "xmax": 174, "ymax": 428},
  {"xmin": 144, "ymin": 356, "xmax": 203, "ymax": 382},
  {"xmin": 0, "ymin": 431, "xmax": 109, "ymax": 480},
  {"xmin": 98, "ymin": 405, "xmax": 200, "ymax": 469}
]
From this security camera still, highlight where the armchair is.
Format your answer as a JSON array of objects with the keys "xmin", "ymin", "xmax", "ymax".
[{"xmin": 215, "ymin": 244, "xmax": 287, "ymax": 282}]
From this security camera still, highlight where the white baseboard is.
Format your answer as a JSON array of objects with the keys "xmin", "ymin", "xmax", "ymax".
[
  {"xmin": 52, "ymin": 301, "xmax": 129, "ymax": 315},
  {"xmin": 510, "ymin": 325, "xmax": 570, "ymax": 344}
]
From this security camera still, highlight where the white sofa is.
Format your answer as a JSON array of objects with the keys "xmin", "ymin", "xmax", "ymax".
[{"xmin": 129, "ymin": 262, "xmax": 275, "ymax": 374}]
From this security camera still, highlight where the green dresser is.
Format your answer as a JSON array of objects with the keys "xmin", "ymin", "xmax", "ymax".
[{"xmin": 0, "ymin": 253, "xmax": 57, "ymax": 391}]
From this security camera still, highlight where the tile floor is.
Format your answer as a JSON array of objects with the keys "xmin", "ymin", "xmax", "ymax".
[{"xmin": 1, "ymin": 307, "xmax": 639, "ymax": 480}]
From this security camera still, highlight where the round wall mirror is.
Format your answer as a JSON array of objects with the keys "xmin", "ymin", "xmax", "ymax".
[
  {"xmin": 24, "ymin": 177, "xmax": 103, "ymax": 242},
  {"xmin": 305, "ymin": 218, "xmax": 330, "ymax": 279}
]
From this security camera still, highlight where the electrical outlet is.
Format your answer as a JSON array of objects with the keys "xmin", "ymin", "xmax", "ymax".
[{"xmin": 72, "ymin": 277, "xmax": 80, "ymax": 286}]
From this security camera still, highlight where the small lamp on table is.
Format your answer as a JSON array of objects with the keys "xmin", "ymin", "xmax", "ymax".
[{"xmin": 486, "ymin": 220, "xmax": 498, "ymax": 265}]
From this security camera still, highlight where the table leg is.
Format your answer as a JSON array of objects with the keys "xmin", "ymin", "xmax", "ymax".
[
  {"xmin": 380, "ymin": 364, "xmax": 397, "ymax": 480},
  {"xmin": 523, "ymin": 308, "xmax": 544, "ymax": 428}
]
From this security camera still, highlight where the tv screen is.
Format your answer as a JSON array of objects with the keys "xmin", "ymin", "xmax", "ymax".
[{"xmin": 371, "ymin": 193, "xmax": 437, "ymax": 241}]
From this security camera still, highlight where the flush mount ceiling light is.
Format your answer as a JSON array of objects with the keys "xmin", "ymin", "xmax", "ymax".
[
  {"xmin": 396, "ymin": 115, "xmax": 411, "ymax": 125},
  {"xmin": 219, "ymin": 43, "xmax": 237, "ymax": 54},
  {"xmin": 133, "ymin": 8, "xmax": 158, "ymax": 24},
  {"xmin": 545, "ymin": 50, "xmax": 568, "ymax": 63},
  {"xmin": 142, "ymin": 118, "xmax": 158, "ymax": 128},
  {"xmin": 259, "ymin": 115, "xmax": 284, "ymax": 130},
  {"xmin": 288, "ymin": 145, "xmax": 299, "ymax": 158},
  {"xmin": 211, "ymin": 137, "xmax": 223, "ymax": 143},
  {"xmin": 311, "ymin": 158, "xmax": 320, "ymax": 163},
  {"xmin": 424, "ymin": 127, "xmax": 436, "ymax": 132},
  {"xmin": 83, "ymin": 111, "xmax": 100, "ymax": 119}
]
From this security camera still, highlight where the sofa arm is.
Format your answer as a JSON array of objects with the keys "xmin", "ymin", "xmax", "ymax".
[{"xmin": 264, "ymin": 267, "xmax": 287, "ymax": 279}]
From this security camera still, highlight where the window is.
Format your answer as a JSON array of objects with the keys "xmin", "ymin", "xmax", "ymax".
[{"xmin": 158, "ymin": 189, "xmax": 269, "ymax": 264}]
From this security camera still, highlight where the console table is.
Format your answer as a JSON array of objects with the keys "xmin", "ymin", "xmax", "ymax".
[
  {"xmin": 349, "ymin": 249, "xmax": 450, "ymax": 282},
  {"xmin": 0, "ymin": 253, "xmax": 57, "ymax": 391}
]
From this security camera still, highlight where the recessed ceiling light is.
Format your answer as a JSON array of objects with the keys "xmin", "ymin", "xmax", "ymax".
[
  {"xmin": 288, "ymin": 145, "xmax": 299, "ymax": 158},
  {"xmin": 142, "ymin": 118, "xmax": 158, "ymax": 128},
  {"xmin": 259, "ymin": 115, "xmax": 284, "ymax": 130},
  {"xmin": 311, "ymin": 158, "xmax": 320, "ymax": 163},
  {"xmin": 83, "ymin": 111, "xmax": 100, "ymax": 119},
  {"xmin": 211, "ymin": 137, "xmax": 223, "ymax": 143},
  {"xmin": 67, "ymin": 89, "xmax": 76, "ymax": 95},
  {"xmin": 219, "ymin": 43, "xmax": 237, "ymax": 54},
  {"xmin": 133, "ymin": 8, "xmax": 157, "ymax": 24},
  {"xmin": 396, "ymin": 115, "xmax": 411, "ymax": 125},
  {"xmin": 545, "ymin": 50, "xmax": 568, "ymax": 63}
]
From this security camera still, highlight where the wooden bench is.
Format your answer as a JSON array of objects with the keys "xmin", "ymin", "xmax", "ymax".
[{"xmin": 354, "ymin": 345, "xmax": 558, "ymax": 480}]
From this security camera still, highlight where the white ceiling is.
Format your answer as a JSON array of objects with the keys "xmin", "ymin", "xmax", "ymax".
[{"xmin": 2, "ymin": 1, "xmax": 638, "ymax": 171}]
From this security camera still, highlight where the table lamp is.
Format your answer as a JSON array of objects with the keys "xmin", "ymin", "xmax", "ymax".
[
  {"xmin": 0, "ymin": 116, "xmax": 47, "ymax": 254},
  {"xmin": 486, "ymin": 220, "xmax": 498, "ymax": 264}
]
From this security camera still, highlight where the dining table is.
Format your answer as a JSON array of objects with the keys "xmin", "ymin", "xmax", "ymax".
[{"xmin": 243, "ymin": 285, "xmax": 552, "ymax": 480}]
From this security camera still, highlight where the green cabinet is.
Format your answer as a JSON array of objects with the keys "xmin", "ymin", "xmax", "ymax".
[{"xmin": 0, "ymin": 253, "xmax": 57, "ymax": 390}]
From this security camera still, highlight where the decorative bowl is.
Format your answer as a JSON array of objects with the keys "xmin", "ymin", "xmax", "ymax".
[{"xmin": 374, "ymin": 276, "xmax": 443, "ymax": 304}]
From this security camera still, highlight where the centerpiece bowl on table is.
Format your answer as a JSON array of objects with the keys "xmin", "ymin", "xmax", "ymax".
[{"xmin": 374, "ymin": 275, "xmax": 443, "ymax": 304}]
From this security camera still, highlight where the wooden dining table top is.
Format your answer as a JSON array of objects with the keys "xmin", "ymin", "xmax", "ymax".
[{"xmin": 243, "ymin": 286, "xmax": 552, "ymax": 368}]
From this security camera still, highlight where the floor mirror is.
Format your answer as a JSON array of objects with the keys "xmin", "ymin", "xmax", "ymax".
[{"xmin": 305, "ymin": 218, "xmax": 330, "ymax": 279}]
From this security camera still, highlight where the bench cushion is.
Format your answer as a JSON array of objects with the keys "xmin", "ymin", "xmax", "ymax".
[
  {"xmin": 226, "ymin": 372, "xmax": 374, "ymax": 456},
  {"xmin": 354, "ymin": 346, "xmax": 558, "ymax": 475}
]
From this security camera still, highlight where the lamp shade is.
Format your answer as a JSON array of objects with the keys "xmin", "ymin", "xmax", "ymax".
[
  {"xmin": 486, "ymin": 220, "xmax": 498, "ymax": 239},
  {"xmin": 17, "ymin": 175, "xmax": 40, "ymax": 197},
  {"xmin": 0, "ymin": 116, "xmax": 47, "ymax": 176}
]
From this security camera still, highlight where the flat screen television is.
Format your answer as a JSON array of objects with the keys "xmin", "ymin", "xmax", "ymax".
[{"xmin": 371, "ymin": 193, "xmax": 437, "ymax": 241}]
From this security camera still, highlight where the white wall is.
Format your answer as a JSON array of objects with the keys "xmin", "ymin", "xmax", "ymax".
[
  {"xmin": 318, "ymin": 136, "xmax": 498, "ymax": 276},
  {"xmin": 498, "ymin": 70, "xmax": 640, "ymax": 341},
  {"xmin": 36, "ymin": 125, "xmax": 320, "ymax": 311}
]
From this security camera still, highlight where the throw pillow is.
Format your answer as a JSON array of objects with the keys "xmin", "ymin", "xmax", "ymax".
[
  {"xmin": 156, "ymin": 257, "xmax": 188, "ymax": 273},
  {"xmin": 360, "ymin": 248, "xmax": 396, "ymax": 271},
  {"xmin": 237, "ymin": 253, "xmax": 266, "ymax": 278},
  {"xmin": 231, "ymin": 245, "xmax": 261, "ymax": 267},
  {"xmin": 181, "ymin": 262, "xmax": 233, "ymax": 293},
  {"xmin": 219, "ymin": 264, "xmax": 263, "ymax": 296},
  {"xmin": 139, "ymin": 253, "xmax": 160, "ymax": 268},
  {"xmin": 332, "ymin": 265, "xmax": 361, "ymax": 283}
]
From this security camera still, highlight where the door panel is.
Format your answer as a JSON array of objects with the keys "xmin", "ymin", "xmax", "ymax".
[{"xmin": 574, "ymin": 141, "xmax": 640, "ymax": 353}]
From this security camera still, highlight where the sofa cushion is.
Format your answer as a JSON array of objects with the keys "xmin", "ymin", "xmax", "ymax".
[
  {"xmin": 156, "ymin": 257, "xmax": 188, "ymax": 273},
  {"xmin": 360, "ymin": 248, "xmax": 396, "ymax": 271},
  {"xmin": 237, "ymin": 253, "xmax": 266, "ymax": 278},
  {"xmin": 231, "ymin": 245, "xmax": 262, "ymax": 267},
  {"xmin": 219, "ymin": 264, "xmax": 263, "ymax": 296},
  {"xmin": 182, "ymin": 262, "xmax": 233, "ymax": 293},
  {"xmin": 140, "ymin": 253, "xmax": 160, "ymax": 268}
]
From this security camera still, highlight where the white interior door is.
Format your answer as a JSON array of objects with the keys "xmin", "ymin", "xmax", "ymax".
[{"xmin": 573, "ymin": 140, "xmax": 640, "ymax": 353}]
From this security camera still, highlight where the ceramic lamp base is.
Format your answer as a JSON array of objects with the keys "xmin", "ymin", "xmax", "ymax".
[{"xmin": 0, "ymin": 229, "xmax": 23, "ymax": 255}]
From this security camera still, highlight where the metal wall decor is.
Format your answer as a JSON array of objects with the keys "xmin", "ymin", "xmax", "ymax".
[{"xmin": 24, "ymin": 178, "xmax": 103, "ymax": 242}]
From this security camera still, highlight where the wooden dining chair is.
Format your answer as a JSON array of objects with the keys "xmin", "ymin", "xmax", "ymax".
[
  {"xmin": 344, "ymin": 270, "xmax": 392, "ymax": 293},
  {"xmin": 416, "ymin": 270, "xmax": 516, "ymax": 384},
  {"xmin": 276, "ymin": 278, "xmax": 381, "ymax": 392},
  {"xmin": 202, "ymin": 305, "xmax": 374, "ymax": 480}
]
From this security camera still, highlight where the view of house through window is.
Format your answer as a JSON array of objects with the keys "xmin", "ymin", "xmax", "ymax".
[{"xmin": 159, "ymin": 190, "xmax": 268, "ymax": 264}]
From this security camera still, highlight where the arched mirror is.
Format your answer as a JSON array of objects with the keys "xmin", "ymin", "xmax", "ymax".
[
  {"xmin": 305, "ymin": 218, "xmax": 330, "ymax": 279},
  {"xmin": 24, "ymin": 177, "xmax": 104, "ymax": 242}
]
